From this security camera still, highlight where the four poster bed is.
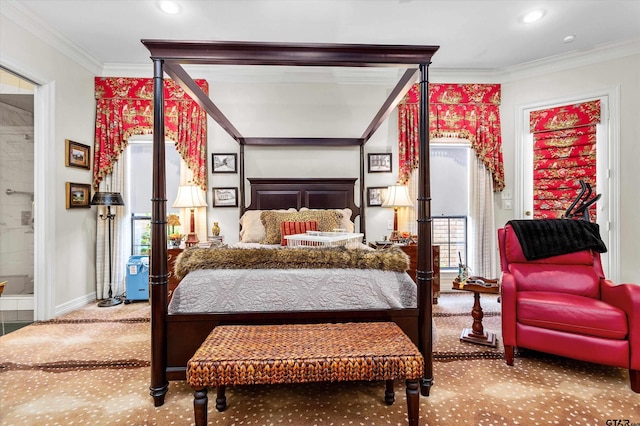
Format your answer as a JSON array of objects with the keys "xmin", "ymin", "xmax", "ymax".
[{"xmin": 141, "ymin": 40, "xmax": 439, "ymax": 407}]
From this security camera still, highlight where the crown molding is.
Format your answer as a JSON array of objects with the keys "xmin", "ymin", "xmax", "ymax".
[
  {"xmin": 2, "ymin": 0, "xmax": 103, "ymax": 75},
  {"xmin": 496, "ymin": 38, "xmax": 640, "ymax": 82}
]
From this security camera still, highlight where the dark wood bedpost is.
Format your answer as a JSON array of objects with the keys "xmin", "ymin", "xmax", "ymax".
[
  {"xmin": 359, "ymin": 144, "xmax": 366, "ymax": 238},
  {"xmin": 149, "ymin": 58, "xmax": 169, "ymax": 407},
  {"xmin": 416, "ymin": 62, "xmax": 434, "ymax": 396},
  {"xmin": 239, "ymin": 143, "xmax": 246, "ymax": 215}
]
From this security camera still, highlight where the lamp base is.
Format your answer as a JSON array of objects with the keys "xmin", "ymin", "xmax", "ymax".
[
  {"xmin": 185, "ymin": 232, "xmax": 199, "ymax": 248},
  {"xmin": 97, "ymin": 297, "xmax": 123, "ymax": 308},
  {"xmin": 389, "ymin": 230, "xmax": 400, "ymax": 242}
]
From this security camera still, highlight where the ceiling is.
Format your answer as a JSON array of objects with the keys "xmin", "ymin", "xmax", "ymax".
[{"xmin": 5, "ymin": 0, "xmax": 640, "ymax": 72}]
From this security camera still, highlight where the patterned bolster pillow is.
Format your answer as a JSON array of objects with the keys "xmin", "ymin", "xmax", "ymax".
[{"xmin": 280, "ymin": 221, "xmax": 319, "ymax": 246}]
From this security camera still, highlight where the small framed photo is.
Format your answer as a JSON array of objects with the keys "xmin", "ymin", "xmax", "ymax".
[
  {"xmin": 66, "ymin": 182, "xmax": 91, "ymax": 209},
  {"xmin": 65, "ymin": 140, "xmax": 91, "ymax": 170},
  {"xmin": 367, "ymin": 186, "xmax": 387, "ymax": 207},
  {"xmin": 212, "ymin": 187, "xmax": 238, "ymax": 207},
  {"xmin": 212, "ymin": 153, "xmax": 237, "ymax": 173},
  {"xmin": 368, "ymin": 153, "xmax": 392, "ymax": 173}
]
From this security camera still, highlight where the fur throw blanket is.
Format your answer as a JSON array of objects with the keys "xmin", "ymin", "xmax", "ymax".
[{"xmin": 174, "ymin": 246, "xmax": 410, "ymax": 280}]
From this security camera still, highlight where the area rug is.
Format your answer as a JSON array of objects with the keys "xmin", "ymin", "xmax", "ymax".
[{"xmin": 0, "ymin": 294, "xmax": 638, "ymax": 425}]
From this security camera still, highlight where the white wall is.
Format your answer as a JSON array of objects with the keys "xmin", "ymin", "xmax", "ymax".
[
  {"xmin": 1, "ymin": 13, "xmax": 97, "ymax": 317},
  {"xmin": 498, "ymin": 53, "xmax": 640, "ymax": 283},
  {"xmin": 204, "ymin": 79, "xmax": 400, "ymax": 244}
]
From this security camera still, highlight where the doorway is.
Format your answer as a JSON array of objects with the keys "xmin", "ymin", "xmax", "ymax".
[
  {"xmin": 0, "ymin": 68, "xmax": 35, "ymax": 332},
  {"xmin": 516, "ymin": 89, "xmax": 620, "ymax": 281}
]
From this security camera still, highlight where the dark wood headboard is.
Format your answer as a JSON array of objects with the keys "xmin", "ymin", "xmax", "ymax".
[{"xmin": 245, "ymin": 178, "xmax": 362, "ymax": 226}]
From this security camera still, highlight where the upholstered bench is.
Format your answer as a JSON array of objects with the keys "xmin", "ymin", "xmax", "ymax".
[{"xmin": 187, "ymin": 322, "xmax": 424, "ymax": 426}]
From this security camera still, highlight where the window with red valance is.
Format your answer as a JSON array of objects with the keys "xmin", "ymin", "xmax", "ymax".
[
  {"xmin": 93, "ymin": 77, "xmax": 209, "ymax": 191},
  {"xmin": 397, "ymin": 83, "xmax": 504, "ymax": 191},
  {"xmin": 529, "ymin": 100, "xmax": 600, "ymax": 220}
]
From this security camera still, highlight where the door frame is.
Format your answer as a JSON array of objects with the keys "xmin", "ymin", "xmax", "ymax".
[
  {"xmin": 515, "ymin": 87, "xmax": 620, "ymax": 282},
  {"xmin": 1, "ymin": 58, "xmax": 57, "ymax": 320}
]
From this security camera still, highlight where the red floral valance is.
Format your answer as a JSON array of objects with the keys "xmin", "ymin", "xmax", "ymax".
[
  {"xmin": 530, "ymin": 100, "xmax": 600, "ymax": 219},
  {"xmin": 93, "ymin": 77, "xmax": 209, "ymax": 191},
  {"xmin": 398, "ymin": 83, "xmax": 504, "ymax": 191}
]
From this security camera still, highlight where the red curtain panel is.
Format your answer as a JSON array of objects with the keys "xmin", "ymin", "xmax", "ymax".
[
  {"xmin": 93, "ymin": 77, "xmax": 209, "ymax": 191},
  {"xmin": 398, "ymin": 83, "xmax": 504, "ymax": 192}
]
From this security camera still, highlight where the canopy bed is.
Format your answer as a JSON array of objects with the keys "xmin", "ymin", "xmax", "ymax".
[{"xmin": 141, "ymin": 39, "xmax": 439, "ymax": 407}]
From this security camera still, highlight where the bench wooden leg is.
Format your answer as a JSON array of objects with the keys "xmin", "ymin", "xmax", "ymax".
[
  {"xmin": 406, "ymin": 379, "xmax": 420, "ymax": 426},
  {"xmin": 384, "ymin": 379, "xmax": 395, "ymax": 405},
  {"xmin": 193, "ymin": 387, "xmax": 208, "ymax": 426},
  {"xmin": 216, "ymin": 385, "xmax": 227, "ymax": 411}
]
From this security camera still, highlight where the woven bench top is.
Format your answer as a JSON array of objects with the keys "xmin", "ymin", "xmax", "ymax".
[{"xmin": 187, "ymin": 322, "xmax": 424, "ymax": 387}]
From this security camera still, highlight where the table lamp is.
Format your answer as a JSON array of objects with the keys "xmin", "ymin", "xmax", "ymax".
[
  {"xmin": 382, "ymin": 184, "xmax": 413, "ymax": 242},
  {"xmin": 91, "ymin": 191, "xmax": 125, "ymax": 307},
  {"xmin": 172, "ymin": 183, "xmax": 207, "ymax": 247}
]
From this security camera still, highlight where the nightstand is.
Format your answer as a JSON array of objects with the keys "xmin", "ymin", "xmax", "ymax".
[{"xmin": 167, "ymin": 247, "xmax": 183, "ymax": 302}]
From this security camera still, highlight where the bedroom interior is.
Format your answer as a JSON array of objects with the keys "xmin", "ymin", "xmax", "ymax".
[{"xmin": 1, "ymin": 0, "xmax": 639, "ymax": 424}]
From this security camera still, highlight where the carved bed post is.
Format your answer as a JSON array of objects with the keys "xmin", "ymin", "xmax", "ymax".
[
  {"xmin": 149, "ymin": 58, "xmax": 169, "ymax": 406},
  {"xmin": 359, "ymin": 144, "xmax": 366, "ymax": 237},
  {"xmin": 239, "ymin": 143, "xmax": 246, "ymax": 215},
  {"xmin": 416, "ymin": 62, "xmax": 434, "ymax": 396}
]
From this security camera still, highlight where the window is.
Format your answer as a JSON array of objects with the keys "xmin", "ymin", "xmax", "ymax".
[
  {"xmin": 127, "ymin": 137, "xmax": 182, "ymax": 255},
  {"xmin": 432, "ymin": 216, "xmax": 467, "ymax": 269},
  {"xmin": 430, "ymin": 140, "xmax": 471, "ymax": 270}
]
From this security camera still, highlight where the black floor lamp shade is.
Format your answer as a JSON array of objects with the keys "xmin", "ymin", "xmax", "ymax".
[{"xmin": 91, "ymin": 191, "xmax": 125, "ymax": 307}]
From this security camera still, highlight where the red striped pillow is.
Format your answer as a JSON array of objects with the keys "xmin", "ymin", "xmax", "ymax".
[{"xmin": 280, "ymin": 221, "xmax": 319, "ymax": 246}]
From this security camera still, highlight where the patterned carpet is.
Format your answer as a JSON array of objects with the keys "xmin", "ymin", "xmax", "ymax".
[{"xmin": 0, "ymin": 293, "xmax": 638, "ymax": 425}]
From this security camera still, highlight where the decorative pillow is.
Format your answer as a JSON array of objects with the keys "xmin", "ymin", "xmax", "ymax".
[
  {"xmin": 260, "ymin": 210, "xmax": 342, "ymax": 245},
  {"xmin": 280, "ymin": 220, "xmax": 319, "ymax": 246},
  {"xmin": 300, "ymin": 207, "xmax": 354, "ymax": 233},
  {"xmin": 239, "ymin": 208, "xmax": 296, "ymax": 243}
]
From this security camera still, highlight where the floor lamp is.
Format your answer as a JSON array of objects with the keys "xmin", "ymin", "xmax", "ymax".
[
  {"xmin": 172, "ymin": 183, "xmax": 207, "ymax": 247},
  {"xmin": 91, "ymin": 191, "xmax": 125, "ymax": 308},
  {"xmin": 382, "ymin": 184, "xmax": 413, "ymax": 242}
]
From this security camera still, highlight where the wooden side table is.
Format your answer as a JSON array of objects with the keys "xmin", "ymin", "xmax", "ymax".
[
  {"xmin": 452, "ymin": 277, "xmax": 499, "ymax": 347},
  {"xmin": 167, "ymin": 247, "xmax": 184, "ymax": 302}
]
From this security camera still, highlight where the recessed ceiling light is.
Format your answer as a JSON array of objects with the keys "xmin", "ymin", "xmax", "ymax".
[
  {"xmin": 158, "ymin": 1, "xmax": 180, "ymax": 15},
  {"xmin": 563, "ymin": 35, "xmax": 576, "ymax": 43},
  {"xmin": 521, "ymin": 9, "xmax": 546, "ymax": 23}
]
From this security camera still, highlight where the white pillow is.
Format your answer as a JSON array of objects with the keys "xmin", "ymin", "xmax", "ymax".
[
  {"xmin": 299, "ymin": 207, "xmax": 355, "ymax": 233},
  {"xmin": 239, "ymin": 208, "xmax": 296, "ymax": 243}
]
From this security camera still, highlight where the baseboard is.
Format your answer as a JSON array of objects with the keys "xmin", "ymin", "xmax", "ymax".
[{"xmin": 55, "ymin": 292, "xmax": 97, "ymax": 317}]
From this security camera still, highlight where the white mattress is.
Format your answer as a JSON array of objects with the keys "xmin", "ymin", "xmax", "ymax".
[{"xmin": 168, "ymin": 268, "xmax": 417, "ymax": 314}]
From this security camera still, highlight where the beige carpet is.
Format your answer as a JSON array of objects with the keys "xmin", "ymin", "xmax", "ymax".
[{"xmin": 1, "ymin": 294, "xmax": 638, "ymax": 425}]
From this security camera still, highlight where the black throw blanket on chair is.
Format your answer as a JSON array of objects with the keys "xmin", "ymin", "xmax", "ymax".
[{"xmin": 507, "ymin": 219, "xmax": 607, "ymax": 260}]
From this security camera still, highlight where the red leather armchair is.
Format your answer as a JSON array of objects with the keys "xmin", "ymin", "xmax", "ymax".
[{"xmin": 498, "ymin": 224, "xmax": 640, "ymax": 393}]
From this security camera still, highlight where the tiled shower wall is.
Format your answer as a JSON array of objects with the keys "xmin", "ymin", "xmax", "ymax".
[{"xmin": 0, "ymin": 102, "xmax": 34, "ymax": 295}]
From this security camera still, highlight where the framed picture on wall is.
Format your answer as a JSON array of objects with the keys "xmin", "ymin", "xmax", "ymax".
[
  {"xmin": 65, "ymin": 182, "xmax": 91, "ymax": 209},
  {"xmin": 65, "ymin": 139, "xmax": 91, "ymax": 170},
  {"xmin": 211, "ymin": 153, "xmax": 237, "ymax": 173},
  {"xmin": 368, "ymin": 153, "xmax": 392, "ymax": 173},
  {"xmin": 212, "ymin": 187, "xmax": 238, "ymax": 207},
  {"xmin": 367, "ymin": 186, "xmax": 387, "ymax": 207}
]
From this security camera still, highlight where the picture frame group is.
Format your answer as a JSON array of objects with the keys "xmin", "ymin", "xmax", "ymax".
[
  {"xmin": 66, "ymin": 182, "xmax": 91, "ymax": 209},
  {"xmin": 211, "ymin": 153, "xmax": 237, "ymax": 173},
  {"xmin": 65, "ymin": 139, "xmax": 91, "ymax": 170},
  {"xmin": 212, "ymin": 187, "xmax": 238, "ymax": 207},
  {"xmin": 368, "ymin": 153, "xmax": 392, "ymax": 173}
]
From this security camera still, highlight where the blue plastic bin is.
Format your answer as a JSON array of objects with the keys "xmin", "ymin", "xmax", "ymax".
[{"xmin": 125, "ymin": 255, "xmax": 149, "ymax": 302}]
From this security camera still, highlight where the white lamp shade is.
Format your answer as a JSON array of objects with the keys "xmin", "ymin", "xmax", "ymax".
[
  {"xmin": 172, "ymin": 184, "xmax": 207, "ymax": 208},
  {"xmin": 382, "ymin": 185, "xmax": 413, "ymax": 208}
]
